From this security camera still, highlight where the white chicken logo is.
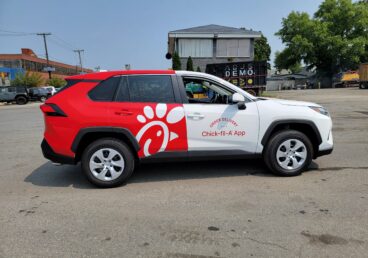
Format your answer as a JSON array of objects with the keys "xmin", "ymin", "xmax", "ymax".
[{"xmin": 136, "ymin": 103, "xmax": 185, "ymax": 157}]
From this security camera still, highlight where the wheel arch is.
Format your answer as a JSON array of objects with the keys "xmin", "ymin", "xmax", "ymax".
[
  {"xmin": 72, "ymin": 127, "xmax": 140, "ymax": 162},
  {"xmin": 261, "ymin": 120, "xmax": 322, "ymax": 158}
]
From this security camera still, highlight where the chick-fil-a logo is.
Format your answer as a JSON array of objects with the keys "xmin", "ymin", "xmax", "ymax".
[{"xmin": 136, "ymin": 103, "xmax": 186, "ymax": 157}]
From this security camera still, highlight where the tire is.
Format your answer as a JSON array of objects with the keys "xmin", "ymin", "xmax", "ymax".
[
  {"xmin": 40, "ymin": 96, "xmax": 47, "ymax": 102},
  {"xmin": 360, "ymin": 83, "xmax": 366, "ymax": 89},
  {"xmin": 15, "ymin": 96, "xmax": 27, "ymax": 105},
  {"xmin": 263, "ymin": 130, "xmax": 313, "ymax": 176},
  {"xmin": 81, "ymin": 138, "xmax": 135, "ymax": 187}
]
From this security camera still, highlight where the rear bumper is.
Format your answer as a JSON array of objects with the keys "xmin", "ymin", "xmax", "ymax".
[{"xmin": 41, "ymin": 139, "xmax": 75, "ymax": 165}]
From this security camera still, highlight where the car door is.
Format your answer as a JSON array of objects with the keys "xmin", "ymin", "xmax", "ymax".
[
  {"xmin": 108, "ymin": 75, "xmax": 188, "ymax": 158},
  {"xmin": 180, "ymin": 76, "xmax": 259, "ymax": 154}
]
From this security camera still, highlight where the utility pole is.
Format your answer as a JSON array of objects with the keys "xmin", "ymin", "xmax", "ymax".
[
  {"xmin": 74, "ymin": 49, "xmax": 84, "ymax": 74},
  {"xmin": 37, "ymin": 33, "xmax": 52, "ymax": 79}
]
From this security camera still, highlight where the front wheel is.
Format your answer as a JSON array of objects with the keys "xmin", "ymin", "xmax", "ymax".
[
  {"xmin": 263, "ymin": 130, "xmax": 313, "ymax": 176},
  {"xmin": 81, "ymin": 138, "xmax": 135, "ymax": 187}
]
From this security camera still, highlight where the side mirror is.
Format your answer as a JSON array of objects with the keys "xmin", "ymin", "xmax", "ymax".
[
  {"xmin": 231, "ymin": 93, "xmax": 245, "ymax": 103},
  {"xmin": 231, "ymin": 93, "xmax": 246, "ymax": 110}
]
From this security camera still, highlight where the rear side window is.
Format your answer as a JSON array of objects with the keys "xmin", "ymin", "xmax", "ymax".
[
  {"xmin": 89, "ymin": 77, "xmax": 120, "ymax": 101},
  {"xmin": 127, "ymin": 75, "xmax": 175, "ymax": 103}
]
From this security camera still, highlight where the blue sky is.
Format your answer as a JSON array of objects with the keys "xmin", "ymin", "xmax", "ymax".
[{"xmin": 0, "ymin": 0, "xmax": 323, "ymax": 70}]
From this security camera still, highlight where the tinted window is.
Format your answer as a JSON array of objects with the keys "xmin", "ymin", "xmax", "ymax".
[
  {"xmin": 115, "ymin": 76, "xmax": 130, "ymax": 102},
  {"xmin": 8, "ymin": 87, "xmax": 16, "ymax": 93},
  {"xmin": 89, "ymin": 77, "xmax": 120, "ymax": 101},
  {"xmin": 127, "ymin": 75, "xmax": 175, "ymax": 103}
]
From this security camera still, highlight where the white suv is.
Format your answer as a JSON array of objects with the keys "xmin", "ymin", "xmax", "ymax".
[{"xmin": 41, "ymin": 70, "xmax": 333, "ymax": 187}]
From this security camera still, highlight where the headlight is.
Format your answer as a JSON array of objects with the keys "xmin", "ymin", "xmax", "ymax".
[{"xmin": 309, "ymin": 106, "xmax": 330, "ymax": 116}]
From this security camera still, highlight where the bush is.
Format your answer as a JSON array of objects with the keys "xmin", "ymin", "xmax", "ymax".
[
  {"xmin": 46, "ymin": 77, "xmax": 67, "ymax": 88},
  {"xmin": 172, "ymin": 52, "xmax": 181, "ymax": 70},
  {"xmin": 11, "ymin": 72, "xmax": 44, "ymax": 87},
  {"xmin": 196, "ymin": 66, "xmax": 201, "ymax": 72},
  {"xmin": 186, "ymin": 56, "xmax": 194, "ymax": 71}
]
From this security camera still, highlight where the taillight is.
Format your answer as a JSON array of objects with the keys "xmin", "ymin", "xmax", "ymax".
[{"xmin": 40, "ymin": 103, "xmax": 67, "ymax": 117}]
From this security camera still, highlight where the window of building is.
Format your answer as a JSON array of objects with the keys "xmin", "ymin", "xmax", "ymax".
[
  {"xmin": 178, "ymin": 39, "xmax": 213, "ymax": 58},
  {"xmin": 216, "ymin": 39, "xmax": 251, "ymax": 57},
  {"xmin": 127, "ymin": 75, "xmax": 175, "ymax": 103},
  {"xmin": 88, "ymin": 76, "xmax": 120, "ymax": 101}
]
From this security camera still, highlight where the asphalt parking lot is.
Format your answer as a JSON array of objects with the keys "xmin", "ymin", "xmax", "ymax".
[{"xmin": 0, "ymin": 88, "xmax": 367, "ymax": 258}]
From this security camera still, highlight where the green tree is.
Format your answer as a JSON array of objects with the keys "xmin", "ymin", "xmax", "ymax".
[
  {"xmin": 11, "ymin": 72, "xmax": 44, "ymax": 87},
  {"xmin": 254, "ymin": 35, "xmax": 271, "ymax": 68},
  {"xmin": 275, "ymin": 0, "xmax": 368, "ymax": 77},
  {"xmin": 46, "ymin": 77, "xmax": 67, "ymax": 88},
  {"xmin": 186, "ymin": 56, "xmax": 194, "ymax": 71},
  {"xmin": 196, "ymin": 66, "xmax": 201, "ymax": 72},
  {"xmin": 274, "ymin": 50, "xmax": 302, "ymax": 74},
  {"xmin": 172, "ymin": 52, "xmax": 181, "ymax": 70}
]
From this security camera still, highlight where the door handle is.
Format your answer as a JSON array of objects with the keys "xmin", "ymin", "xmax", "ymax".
[
  {"xmin": 187, "ymin": 113, "xmax": 204, "ymax": 120},
  {"xmin": 114, "ymin": 110, "xmax": 133, "ymax": 116}
]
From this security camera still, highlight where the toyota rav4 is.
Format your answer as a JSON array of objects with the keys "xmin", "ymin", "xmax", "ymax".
[{"xmin": 40, "ymin": 70, "xmax": 333, "ymax": 187}]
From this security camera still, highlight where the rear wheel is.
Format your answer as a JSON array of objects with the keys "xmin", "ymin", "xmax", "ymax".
[
  {"xmin": 81, "ymin": 138, "xmax": 135, "ymax": 187},
  {"xmin": 264, "ymin": 130, "xmax": 313, "ymax": 176},
  {"xmin": 40, "ymin": 96, "xmax": 47, "ymax": 102},
  {"xmin": 15, "ymin": 96, "xmax": 27, "ymax": 105},
  {"xmin": 360, "ymin": 83, "xmax": 366, "ymax": 89}
]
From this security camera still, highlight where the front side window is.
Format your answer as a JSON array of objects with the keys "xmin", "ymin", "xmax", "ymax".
[
  {"xmin": 127, "ymin": 75, "xmax": 175, "ymax": 103},
  {"xmin": 88, "ymin": 76, "xmax": 120, "ymax": 101},
  {"xmin": 183, "ymin": 78, "xmax": 234, "ymax": 104}
]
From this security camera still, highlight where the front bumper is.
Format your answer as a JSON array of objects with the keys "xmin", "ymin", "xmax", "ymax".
[
  {"xmin": 316, "ymin": 147, "xmax": 333, "ymax": 158},
  {"xmin": 41, "ymin": 139, "xmax": 75, "ymax": 165}
]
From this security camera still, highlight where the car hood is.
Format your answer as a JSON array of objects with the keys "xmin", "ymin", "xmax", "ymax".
[{"xmin": 259, "ymin": 98, "xmax": 321, "ymax": 107}]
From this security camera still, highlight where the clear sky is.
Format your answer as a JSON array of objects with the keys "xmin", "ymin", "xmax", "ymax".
[{"xmin": 0, "ymin": 0, "xmax": 323, "ymax": 70}]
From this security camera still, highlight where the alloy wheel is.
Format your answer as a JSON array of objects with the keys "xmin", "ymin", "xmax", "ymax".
[
  {"xmin": 276, "ymin": 139, "xmax": 307, "ymax": 170},
  {"xmin": 89, "ymin": 148, "xmax": 125, "ymax": 181}
]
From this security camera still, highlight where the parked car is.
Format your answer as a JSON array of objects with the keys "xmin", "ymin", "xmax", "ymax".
[
  {"xmin": 42, "ymin": 86, "xmax": 57, "ymax": 95},
  {"xmin": 28, "ymin": 87, "xmax": 51, "ymax": 102},
  {"xmin": 40, "ymin": 70, "xmax": 333, "ymax": 187},
  {"xmin": 0, "ymin": 86, "xmax": 28, "ymax": 105}
]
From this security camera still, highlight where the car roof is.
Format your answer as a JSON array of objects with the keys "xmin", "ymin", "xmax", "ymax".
[{"xmin": 66, "ymin": 70, "xmax": 175, "ymax": 81}]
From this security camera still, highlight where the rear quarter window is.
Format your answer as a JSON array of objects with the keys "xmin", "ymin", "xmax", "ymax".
[{"xmin": 88, "ymin": 77, "xmax": 121, "ymax": 101}]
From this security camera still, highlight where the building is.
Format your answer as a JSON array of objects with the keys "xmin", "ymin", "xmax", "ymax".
[
  {"xmin": 0, "ymin": 48, "xmax": 93, "ymax": 86},
  {"xmin": 168, "ymin": 24, "xmax": 262, "ymax": 71}
]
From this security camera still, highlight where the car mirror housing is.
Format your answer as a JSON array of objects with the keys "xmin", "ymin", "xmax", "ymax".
[{"xmin": 231, "ymin": 93, "xmax": 245, "ymax": 103}]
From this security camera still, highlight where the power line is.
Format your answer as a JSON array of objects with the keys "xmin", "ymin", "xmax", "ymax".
[{"xmin": 53, "ymin": 34, "xmax": 76, "ymax": 50}]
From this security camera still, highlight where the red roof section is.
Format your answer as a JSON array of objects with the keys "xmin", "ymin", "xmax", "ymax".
[{"xmin": 66, "ymin": 70, "xmax": 175, "ymax": 80}]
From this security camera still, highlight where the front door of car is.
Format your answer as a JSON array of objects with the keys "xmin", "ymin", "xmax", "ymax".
[
  {"xmin": 108, "ymin": 75, "xmax": 188, "ymax": 158},
  {"xmin": 181, "ymin": 77, "xmax": 259, "ymax": 154}
]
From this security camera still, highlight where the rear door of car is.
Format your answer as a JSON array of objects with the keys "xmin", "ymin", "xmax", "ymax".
[{"xmin": 107, "ymin": 75, "xmax": 188, "ymax": 158}]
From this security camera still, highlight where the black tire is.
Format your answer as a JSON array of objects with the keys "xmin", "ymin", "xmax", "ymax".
[
  {"xmin": 15, "ymin": 96, "xmax": 27, "ymax": 105},
  {"xmin": 39, "ymin": 96, "xmax": 47, "ymax": 102},
  {"xmin": 360, "ymin": 83, "xmax": 366, "ymax": 89},
  {"xmin": 81, "ymin": 138, "xmax": 135, "ymax": 187},
  {"xmin": 263, "ymin": 130, "xmax": 313, "ymax": 176}
]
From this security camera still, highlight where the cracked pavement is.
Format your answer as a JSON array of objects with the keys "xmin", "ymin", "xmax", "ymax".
[{"xmin": 0, "ymin": 88, "xmax": 367, "ymax": 257}]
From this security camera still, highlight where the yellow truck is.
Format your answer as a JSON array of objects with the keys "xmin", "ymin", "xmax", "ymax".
[
  {"xmin": 333, "ymin": 71, "xmax": 360, "ymax": 87},
  {"xmin": 359, "ymin": 63, "xmax": 368, "ymax": 89}
]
